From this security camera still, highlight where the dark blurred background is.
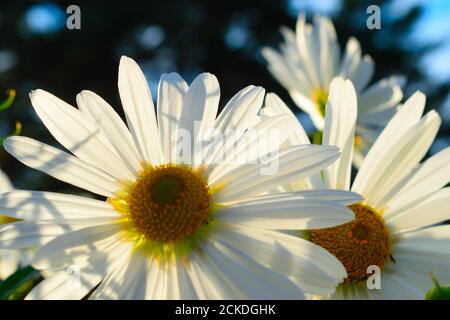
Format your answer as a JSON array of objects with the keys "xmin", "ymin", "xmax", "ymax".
[{"xmin": 0, "ymin": 0, "xmax": 449, "ymax": 193}]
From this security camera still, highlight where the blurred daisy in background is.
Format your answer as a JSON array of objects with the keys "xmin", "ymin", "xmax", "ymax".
[
  {"xmin": 0, "ymin": 56, "xmax": 362, "ymax": 299},
  {"xmin": 262, "ymin": 14, "xmax": 405, "ymax": 166},
  {"xmin": 264, "ymin": 77, "xmax": 450, "ymax": 299}
]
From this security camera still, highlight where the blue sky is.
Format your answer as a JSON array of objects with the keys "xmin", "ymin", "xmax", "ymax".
[
  {"xmin": 288, "ymin": 0, "xmax": 450, "ymax": 83},
  {"xmin": 393, "ymin": 0, "xmax": 450, "ymax": 83}
]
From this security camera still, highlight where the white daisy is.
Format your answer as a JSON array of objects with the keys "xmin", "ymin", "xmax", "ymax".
[
  {"xmin": 261, "ymin": 14, "xmax": 404, "ymax": 166},
  {"xmin": 0, "ymin": 56, "xmax": 361, "ymax": 300},
  {"xmin": 263, "ymin": 77, "xmax": 450, "ymax": 299}
]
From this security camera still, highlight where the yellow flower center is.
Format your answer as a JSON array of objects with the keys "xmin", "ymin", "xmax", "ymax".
[
  {"xmin": 311, "ymin": 88, "xmax": 329, "ymax": 117},
  {"xmin": 310, "ymin": 204, "xmax": 392, "ymax": 283},
  {"xmin": 124, "ymin": 164, "xmax": 213, "ymax": 243}
]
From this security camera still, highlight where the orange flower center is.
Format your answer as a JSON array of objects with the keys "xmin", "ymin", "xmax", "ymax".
[
  {"xmin": 310, "ymin": 204, "xmax": 392, "ymax": 283},
  {"xmin": 126, "ymin": 164, "xmax": 212, "ymax": 242}
]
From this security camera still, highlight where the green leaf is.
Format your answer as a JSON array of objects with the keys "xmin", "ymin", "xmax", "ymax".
[
  {"xmin": 0, "ymin": 266, "xmax": 42, "ymax": 300},
  {"xmin": 425, "ymin": 273, "xmax": 450, "ymax": 300}
]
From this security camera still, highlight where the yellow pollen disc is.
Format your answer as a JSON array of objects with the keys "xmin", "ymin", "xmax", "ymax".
[
  {"xmin": 126, "ymin": 164, "xmax": 212, "ymax": 243},
  {"xmin": 311, "ymin": 88, "xmax": 329, "ymax": 117},
  {"xmin": 310, "ymin": 204, "xmax": 392, "ymax": 283}
]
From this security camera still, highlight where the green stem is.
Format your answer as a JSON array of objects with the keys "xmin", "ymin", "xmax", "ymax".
[
  {"xmin": 0, "ymin": 89, "xmax": 16, "ymax": 112},
  {"xmin": 0, "ymin": 121, "xmax": 22, "ymax": 145}
]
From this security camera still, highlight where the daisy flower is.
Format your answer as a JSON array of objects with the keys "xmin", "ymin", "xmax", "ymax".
[
  {"xmin": 263, "ymin": 77, "xmax": 450, "ymax": 299},
  {"xmin": 0, "ymin": 56, "xmax": 361, "ymax": 299},
  {"xmin": 261, "ymin": 14, "xmax": 404, "ymax": 166}
]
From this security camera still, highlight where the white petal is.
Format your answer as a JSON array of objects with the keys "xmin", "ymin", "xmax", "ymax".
[
  {"xmin": 203, "ymin": 238, "xmax": 305, "ymax": 299},
  {"xmin": 215, "ymin": 144, "xmax": 340, "ymax": 202},
  {"xmin": 320, "ymin": 16, "xmax": 340, "ymax": 77},
  {"xmin": 350, "ymin": 55, "xmax": 374, "ymax": 92},
  {"xmin": 261, "ymin": 47, "xmax": 299, "ymax": 90},
  {"xmin": 322, "ymin": 77, "xmax": 357, "ymax": 190},
  {"xmin": 262, "ymin": 93, "xmax": 310, "ymax": 146},
  {"xmin": 383, "ymin": 268, "xmax": 431, "ymax": 299},
  {"xmin": 122, "ymin": 259, "xmax": 149, "ymax": 299},
  {"xmin": 383, "ymin": 147, "xmax": 450, "ymax": 215},
  {"xmin": 290, "ymin": 90, "xmax": 325, "ymax": 130},
  {"xmin": 27, "ymin": 241, "xmax": 131, "ymax": 300},
  {"xmin": 212, "ymin": 224, "xmax": 347, "ymax": 295},
  {"xmin": 389, "ymin": 246, "xmax": 450, "ymax": 295},
  {"xmin": 226, "ymin": 189, "xmax": 362, "ymax": 206},
  {"xmin": 30, "ymin": 89, "xmax": 134, "ymax": 180},
  {"xmin": 380, "ymin": 270, "xmax": 427, "ymax": 299},
  {"xmin": 278, "ymin": 189, "xmax": 362, "ymax": 205},
  {"xmin": 394, "ymin": 224, "xmax": 450, "ymax": 254},
  {"xmin": 214, "ymin": 85, "xmax": 264, "ymax": 132},
  {"xmin": 172, "ymin": 257, "xmax": 199, "ymax": 299},
  {"xmin": 338, "ymin": 37, "xmax": 361, "ymax": 78},
  {"xmin": 296, "ymin": 14, "xmax": 320, "ymax": 88},
  {"xmin": 358, "ymin": 76, "xmax": 404, "ymax": 126},
  {"xmin": 90, "ymin": 251, "xmax": 147, "ymax": 300},
  {"xmin": 353, "ymin": 110, "xmax": 440, "ymax": 207},
  {"xmin": 353, "ymin": 124, "xmax": 379, "ymax": 168},
  {"xmin": 279, "ymin": 31, "xmax": 312, "ymax": 89},
  {"xmin": 157, "ymin": 73, "xmax": 188, "ymax": 163},
  {"xmin": 388, "ymin": 195, "xmax": 450, "ymax": 234},
  {"xmin": 0, "ymin": 169, "xmax": 12, "ymax": 192},
  {"xmin": 216, "ymin": 195, "xmax": 354, "ymax": 229},
  {"xmin": 0, "ymin": 249, "xmax": 20, "ymax": 279},
  {"xmin": 180, "ymin": 250, "xmax": 242, "ymax": 299},
  {"xmin": 0, "ymin": 190, "xmax": 118, "ymax": 222},
  {"xmin": 315, "ymin": 15, "xmax": 336, "ymax": 88},
  {"xmin": 142, "ymin": 259, "xmax": 160, "ymax": 299},
  {"xmin": 26, "ymin": 270, "xmax": 96, "ymax": 300},
  {"xmin": 0, "ymin": 222, "xmax": 74, "ymax": 249},
  {"xmin": 33, "ymin": 231, "xmax": 127, "ymax": 271},
  {"xmin": 206, "ymin": 114, "xmax": 292, "ymax": 184},
  {"xmin": 268, "ymin": 24, "xmax": 313, "ymax": 94},
  {"xmin": 147, "ymin": 256, "xmax": 199, "ymax": 300},
  {"xmin": 143, "ymin": 257, "xmax": 198, "ymax": 300},
  {"xmin": 118, "ymin": 56, "xmax": 163, "ymax": 164},
  {"xmin": 31, "ymin": 222, "xmax": 124, "ymax": 269},
  {"xmin": 4, "ymin": 137, "xmax": 119, "ymax": 197},
  {"xmin": 178, "ymin": 73, "xmax": 220, "ymax": 165},
  {"xmin": 258, "ymin": 227, "xmax": 346, "ymax": 281},
  {"xmin": 199, "ymin": 86, "xmax": 266, "ymax": 167},
  {"xmin": 262, "ymin": 93, "xmax": 325, "ymax": 189},
  {"xmin": 352, "ymin": 91, "xmax": 426, "ymax": 196},
  {"xmin": 76, "ymin": 90, "xmax": 141, "ymax": 174}
]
